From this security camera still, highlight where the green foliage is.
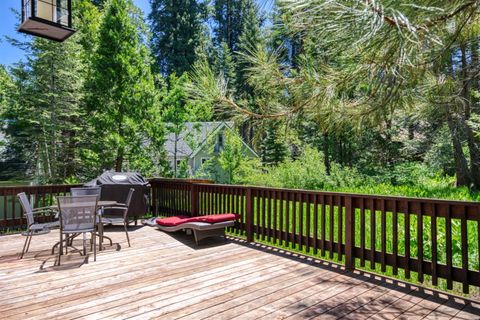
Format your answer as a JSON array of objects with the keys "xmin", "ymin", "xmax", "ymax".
[
  {"xmin": 2, "ymin": 35, "xmax": 87, "ymax": 183},
  {"xmin": 214, "ymin": 42, "xmax": 237, "ymax": 97},
  {"xmin": 242, "ymin": 147, "xmax": 480, "ymax": 201},
  {"xmin": 87, "ymin": 0, "xmax": 165, "ymax": 175},
  {"xmin": 176, "ymin": 159, "xmax": 191, "ymax": 178},
  {"xmin": 149, "ymin": 0, "xmax": 202, "ymax": 75},
  {"xmin": 260, "ymin": 121, "xmax": 288, "ymax": 166}
]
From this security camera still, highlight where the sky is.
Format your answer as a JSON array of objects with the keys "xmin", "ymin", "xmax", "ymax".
[
  {"xmin": 0, "ymin": 0, "xmax": 273, "ymax": 67},
  {"xmin": 0, "ymin": 0, "xmax": 151, "ymax": 66}
]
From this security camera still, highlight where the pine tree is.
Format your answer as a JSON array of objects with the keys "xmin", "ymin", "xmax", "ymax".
[
  {"xmin": 236, "ymin": 0, "xmax": 262, "ymax": 94},
  {"xmin": 149, "ymin": 0, "xmax": 202, "ymax": 75},
  {"xmin": 213, "ymin": 0, "xmax": 246, "ymax": 53},
  {"xmin": 260, "ymin": 121, "xmax": 288, "ymax": 166},
  {"xmin": 2, "ymin": 37, "xmax": 87, "ymax": 183},
  {"xmin": 87, "ymin": 0, "xmax": 164, "ymax": 174},
  {"xmin": 214, "ymin": 42, "xmax": 237, "ymax": 96}
]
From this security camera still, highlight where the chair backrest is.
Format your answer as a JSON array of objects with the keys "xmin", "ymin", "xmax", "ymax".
[
  {"xmin": 121, "ymin": 188, "xmax": 135, "ymax": 220},
  {"xmin": 70, "ymin": 187, "xmax": 101, "ymax": 198},
  {"xmin": 57, "ymin": 195, "xmax": 98, "ymax": 232},
  {"xmin": 17, "ymin": 192, "xmax": 34, "ymax": 227},
  {"xmin": 125, "ymin": 188, "xmax": 135, "ymax": 208}
]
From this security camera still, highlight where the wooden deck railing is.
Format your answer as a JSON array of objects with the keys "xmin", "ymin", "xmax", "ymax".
[
  {"xmin": 2, "ymin": 179, "xmax": 480, "ymax": 294},
  {"xmin": 150, "ymin": 178, "xmax": 480, "ymax": 294},
  {"xmin": 0, "ymin": 184, "xmax": 82, "ymax": 228}
]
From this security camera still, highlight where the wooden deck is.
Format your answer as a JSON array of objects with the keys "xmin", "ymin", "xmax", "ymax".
[{"xmin": 0, "ymin": 226, "xmax": 479, "ymax": 320}]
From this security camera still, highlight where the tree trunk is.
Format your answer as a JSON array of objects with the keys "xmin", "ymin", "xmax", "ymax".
[
  {"xmin": 323, "ymin": 133, "xmax": 331, "ymax": 175},
  {"xmin": 115, "ymin": 112, "xmax": 124, "ymax": 172},
  {"xmin": 460, "ymin": 44, "xmax": 480, "ymax": 189},
  {"xmin": 65, "ymin": 130, "xmax": 76, "ymax": 178},
  {"xmin": 446, "ymin": 113, "xmax": 471, "ymax": 186}
]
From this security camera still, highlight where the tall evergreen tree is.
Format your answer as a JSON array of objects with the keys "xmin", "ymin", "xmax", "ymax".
[
  {"xmin": 236, "ymin": 0, "xmax": 262, "ymax": 93},
  {"xmin": 213, "ymin": 0, "xmax": 246, "ymax": 53},
  {"xmin": 260, "ymin": 121, "xmax": 288, "ymax": 166},
  {"xmin": 87, "ymin": 0, "xmax": 165, "ymax": 174},
  {"xmin": 214, "ymin": 42, "xmax": 237, "ymax": 97},
  {"xmin": 149, "ymin": 0, "xmax": 202, "ymax": 75},
  {"xmin": 2, "ymin": 37, "xmax": 86, "ymax": 183}
]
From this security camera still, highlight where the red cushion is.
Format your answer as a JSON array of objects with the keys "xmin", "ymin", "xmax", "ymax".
[
  {"xmin": 156, "ymin": 216, "xmax": 192, "ymax": 227},
  {"xmin": 196, "ymin": 214, "xmax": 241, "ymax": 223},
  {"xmin": 156, "ymin": 214, "xmax": 241, "ymax": 226}
]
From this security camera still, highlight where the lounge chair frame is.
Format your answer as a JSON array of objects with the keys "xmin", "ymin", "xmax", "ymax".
[{"xmin": 157, "ymin": 221, "xmax": 234, "ymax": 245}]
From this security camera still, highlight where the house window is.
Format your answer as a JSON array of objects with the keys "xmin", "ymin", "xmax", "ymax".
[
  {"xmin": 176, "ymin": 159, "xmax": 183, "ymax": 166},
  {"xmin": 218, "ymin": 134, "xmax": 224, "ymax": 148},
  {"xmin": 201, "ymin": 158, "xmax": 210, "ymax": 165}
]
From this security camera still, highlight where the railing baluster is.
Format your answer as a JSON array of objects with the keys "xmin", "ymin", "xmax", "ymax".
[
  {"xmin": 392, "ymin": 200, "xmax": 398, "ymax": 275},
  {"xmin": 360, "ymin": 198, "xmax": 365, "ymax": 267},
  {"xmin": 461, "ymin": 206, "xmax": 469, "ymax": 294},
  {"xmin": 255, "ymin": 189, "xmax": 260, "ymax": 239},
  {"xmin": 298, "ymin": 193, "xmax": 303, "ymax": 250},
  {"xmin": 285, "ymin": 191, "xmax": 289, "ymax": 246},
  {"xmin": 405, "ymin": 201, "xmax": 411, "ymax": 279},
  {"xmin": 418, "ymin": 203, "xmax": 424, "ymax": 283},
  {"xmin": 446, "ymin": 204, "xmax": 453, "ymax": 290},
  {"xmin": 321, "ymin": 195, "xmax": 326, "ymax": 257},
  {"xmin": 337, "ymin": 195, "xmax": 342, "ymax": 261},
  {"xmin": 273, "ymin": 190, "xmax": 278, "ymax": 244},
  {"xmin": 313, "ymin": 194, "xmax": 318, "ymax": 255},
  {"xmin": 370, "ymin": 198, "xmax": 376, "ymax": 269},
  {"xmin": 431, "ymin": 204, "xmax": 438, "ymax": 286},
  {"xmin": 381, "ymin": 199, "xmax": 386, "ymax": 272},
  {"xmin": 267, "ymin": 190, "xmax": 271, "ymax": 241},
  {"xmin": 306, "ymin": 194, "xmax": 311, "ymax": 253},
  {"xmin": 291, "ymin": 192, "xmax": 297, "ymax": 249},
  {"xmin": 329, "ymin": 195, "xmax": 334, "ymax": 259}
]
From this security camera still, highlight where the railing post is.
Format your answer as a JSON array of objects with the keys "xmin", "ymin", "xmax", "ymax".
[
  {"xmin": 191, "ymin": 183, "xmax": 199, "ymax": 217},
  {"xmin": 246, "ymin": 187, "xmax": 254, "ymax": 243},
  {"xmin": 345, "ymin": 196, "xmax": 355, "ymax": 271},
  {"xmin": 151, "ymin": 182, "xmax": 158, "ymax": 216}
]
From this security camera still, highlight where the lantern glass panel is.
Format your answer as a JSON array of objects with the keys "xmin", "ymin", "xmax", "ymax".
[
  {"xmin": 19, "ymin": 0, "xmax": 75, "ymax": 42},
  {"xmin": 35, "ymin": 0, "xmax": 69, "ymax": 26}
]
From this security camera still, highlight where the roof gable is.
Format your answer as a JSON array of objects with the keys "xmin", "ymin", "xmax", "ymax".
[{"xmin": 165, "ymin": 122, "xmax": 234, "ymax": 157}]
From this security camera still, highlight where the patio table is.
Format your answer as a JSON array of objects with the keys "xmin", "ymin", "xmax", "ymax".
[{"xmin": 50, "ymin": 201, "xmax": 119, "ymax": 254}]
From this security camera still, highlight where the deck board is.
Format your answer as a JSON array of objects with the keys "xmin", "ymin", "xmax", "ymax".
[{"xmin": 0, "ymin": 226, "xmax": 479, "ymax": 319}]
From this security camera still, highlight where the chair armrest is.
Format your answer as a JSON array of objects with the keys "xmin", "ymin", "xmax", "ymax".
[
  {"xmin": 103, "ymin": 206, "xmax": 128, "ymax": 211},
  {"xmin": 31, "ymin": 207, "xmax": 57, "ymax": 217},
  {"xmin": 102, "ymin": 203, "xmax": 127, "ymax": 209},
  {"xmin": 32, "ymin": 206, "xmax": 54, "ymax": 212}
]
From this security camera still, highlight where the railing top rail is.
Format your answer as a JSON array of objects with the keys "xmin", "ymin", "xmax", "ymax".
[
  {"xmin": 187, "ymin": 183, "xmax": 480, "ymax": 206},
  {"xmin": 0, "ymin": 183, "xmax": 82, "ymax": 191},
  {"xmin": 149, "ymin": 178, "xmax": 214, "ymax": 185}
]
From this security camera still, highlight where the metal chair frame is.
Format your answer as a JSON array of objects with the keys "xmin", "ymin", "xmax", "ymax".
[
  {"xmin": 56, "ymin": 195, "xmax": 98, "ymax": 265},
  {"xmin": 101, "ymin": 188, "xmax": 134, "ymax": 247},
  {"xmin": 17, "ymin": 192, "xmax": 59, "ymax": 259}
]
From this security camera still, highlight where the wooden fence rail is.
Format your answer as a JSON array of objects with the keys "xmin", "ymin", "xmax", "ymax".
[{"xmin": 150, "ymin": 179, "xmax": 480, "ymax": 294}]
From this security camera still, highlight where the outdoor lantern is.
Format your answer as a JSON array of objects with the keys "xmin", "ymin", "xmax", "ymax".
[{"xmin": 19, "ymin": 0, "xmax": 75, "ymax": 42}]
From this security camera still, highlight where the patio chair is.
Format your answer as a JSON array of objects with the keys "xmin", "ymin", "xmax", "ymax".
[
  {"xmin": 101, "ymin": 188, "xmax": 134, "ymax": 247},
  {"xmin": 17, "ymin": 192, "xmax": 59, "ymax": 259},
  {"xmin": 57, "ymin": 195, "xmax": 98, "ymax": 265},
  {"xmin": 68, "ymin": 187, "xmax": 102, "ymax": 246}
]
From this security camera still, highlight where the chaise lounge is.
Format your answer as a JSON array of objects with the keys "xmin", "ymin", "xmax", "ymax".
[{"xmin": 156, "ymin": 214, "xmax": 240, "ymax": 245}]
